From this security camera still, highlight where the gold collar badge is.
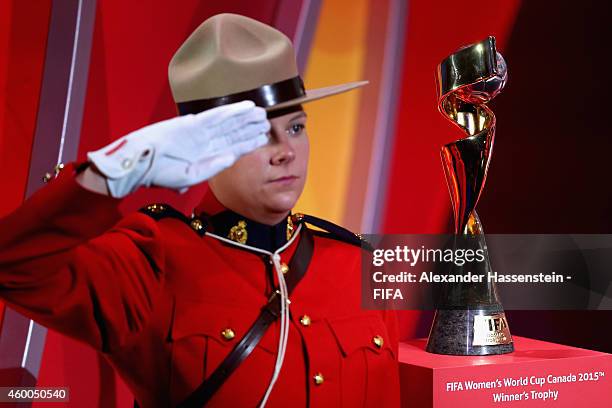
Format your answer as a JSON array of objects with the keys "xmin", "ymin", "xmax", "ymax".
[
  {"xmin": 286, "ymin": 215, "xmax": 295, "ymax": 241},
  {"xmin": 228, "ymin": 220, "xmax": 248, "ymax": 244}
]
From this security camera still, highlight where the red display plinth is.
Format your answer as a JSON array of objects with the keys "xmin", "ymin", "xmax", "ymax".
[{"xmin": 399, "ymin": 336, "xmax": 612, "ymax": 407}]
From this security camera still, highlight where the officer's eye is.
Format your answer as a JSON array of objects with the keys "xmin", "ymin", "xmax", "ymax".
[{"xmin": 288, "ymin": 123, "xmax": 305, "ymax": 136}]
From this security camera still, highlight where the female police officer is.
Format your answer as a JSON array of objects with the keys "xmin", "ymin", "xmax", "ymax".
[{"xmin": 0, "ymin": 13, "xmax": 400, "ymax": 407}]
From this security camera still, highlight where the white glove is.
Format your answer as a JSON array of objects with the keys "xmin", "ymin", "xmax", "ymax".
[{"xmin": 87, "ymin": 101, "xmax": 270, "ymax": 198}]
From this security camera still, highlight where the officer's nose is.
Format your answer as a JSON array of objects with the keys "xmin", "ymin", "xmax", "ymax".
[{"xmin": 269, "ymin": 132, "xmax": 295, "ymax": 166}]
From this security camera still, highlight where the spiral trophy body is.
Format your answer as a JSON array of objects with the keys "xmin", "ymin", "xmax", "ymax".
[{"xmin": 426, "ymin": 37, "xmax": 514, "ymax": 355}]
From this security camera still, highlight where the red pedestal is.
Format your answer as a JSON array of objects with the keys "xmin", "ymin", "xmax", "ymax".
[{"xmin": 399, "ymin": 336, "xmax": 612, "ymax": 407}]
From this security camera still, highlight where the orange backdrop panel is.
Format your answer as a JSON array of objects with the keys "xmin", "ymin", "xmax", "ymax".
[{"xmin": 295, "ymin": 0, "xmax": 368, "ymax": 223}]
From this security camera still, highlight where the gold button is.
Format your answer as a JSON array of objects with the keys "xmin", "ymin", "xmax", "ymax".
[
  {"xmin": 42, "ymin": 163, "xmax": 66, "ymax": 183},
  {"xmin": 147, "ymin": 204, "xmax": 165, "ymax": 213},
  {"xmin": 280, "ymin": 262, "xmax": 289, "ymax": 274},
  {"xmin": 299, "ymin": 315, "xmax": 311, "ymax": 327},
  {"xmin": 190, "ymin": 219, "xmax": 204, "ymax": 231},
  {"xmin": 221, "ymin": 328, "xmax": 235, "ymax": 341},
  {"xmin": 372, "ymin": 335, "xmax": 384, "ymax": 349},
  {"xmin": 313, "ymin": 372, "xmax": 324, "ymax": 385}
]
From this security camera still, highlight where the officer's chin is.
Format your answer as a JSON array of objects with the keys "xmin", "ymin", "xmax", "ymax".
[{"xmin": 263, "ymin": 191, "xmax": 300, "ymax": 215}]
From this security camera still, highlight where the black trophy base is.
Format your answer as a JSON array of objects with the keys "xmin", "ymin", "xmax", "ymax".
[{"xmin": 426, "ymin": 307, "xmax": 514, "ymax": 356}]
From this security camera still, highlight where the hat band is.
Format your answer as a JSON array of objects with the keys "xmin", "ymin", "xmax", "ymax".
[{"xmin": 176, "ymin": 76, "xmax": 306, "ymax": 115}]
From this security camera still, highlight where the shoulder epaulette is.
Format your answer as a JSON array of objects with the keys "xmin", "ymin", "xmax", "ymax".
[
  {"xmin": 293, "ymin": 213, "xmax": 372, "ymax": 251},
  {"xmin": 139, "ymin": 203, "xmax": 208, "ymax": 237}
]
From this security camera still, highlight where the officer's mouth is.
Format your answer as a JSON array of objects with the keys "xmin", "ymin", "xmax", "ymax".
[{"xmin": 268, "ymin": 175, "xmax": 299, "ymax": 185}]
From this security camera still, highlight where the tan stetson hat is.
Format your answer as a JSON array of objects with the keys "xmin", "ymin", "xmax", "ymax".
[{"xmin": 168, "ymin": 13, "xmax": 367, "ymax": 115}]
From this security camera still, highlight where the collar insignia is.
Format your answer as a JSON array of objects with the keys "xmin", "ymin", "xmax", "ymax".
[
  {"xmin": 287, "ymin": 215, "xmax": 295, "ymax": 241},
  {"xmin": 228, "ymin": 220, "xmax": 248, "ymax": 244}
]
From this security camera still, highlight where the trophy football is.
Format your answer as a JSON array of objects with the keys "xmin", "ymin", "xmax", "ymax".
[{"xmin": 426, "ymin": 37, "xmax": 514, "ymax": 355}]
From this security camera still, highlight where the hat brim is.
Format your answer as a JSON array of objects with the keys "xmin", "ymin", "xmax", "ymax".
[{"xmin": 265, "ymin": 80, "xmax": 369, "ymax": 111}]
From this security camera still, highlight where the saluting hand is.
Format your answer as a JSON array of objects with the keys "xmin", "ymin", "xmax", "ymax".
[{"xmin": 84, "ymin": 101, "xmax": 270, "ymax": 198}]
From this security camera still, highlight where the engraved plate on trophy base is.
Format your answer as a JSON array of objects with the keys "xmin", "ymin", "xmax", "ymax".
[{"xmin": 426, "ymin": 305, "xmax": 514, "ymax": 355}]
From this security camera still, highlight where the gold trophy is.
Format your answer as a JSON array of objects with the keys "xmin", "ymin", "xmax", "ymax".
[{"xmin": 426, "ymin": 37, "xmax": 514, "ymax": 355}]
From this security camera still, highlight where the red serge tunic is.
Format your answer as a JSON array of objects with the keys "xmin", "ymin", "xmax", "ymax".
[{"xmin": 0, "ymin": 164, "xmax": 400, "ymax": 407}]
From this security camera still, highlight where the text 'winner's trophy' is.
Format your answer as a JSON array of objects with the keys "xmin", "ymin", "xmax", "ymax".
[{"xmin": 426, "ymin": 37, "xmax": 514, "ymax": 355}]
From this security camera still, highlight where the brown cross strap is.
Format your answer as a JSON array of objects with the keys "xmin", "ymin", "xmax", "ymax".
[{"xmin": 176, "ymin": 226, "xmax": 314, "ymax": 408}]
